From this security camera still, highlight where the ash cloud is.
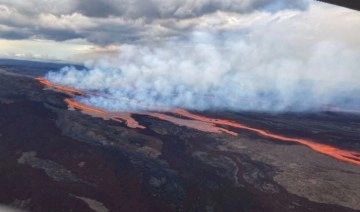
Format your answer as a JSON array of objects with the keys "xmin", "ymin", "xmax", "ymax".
[{"xmin": 45, "ymin": 3, "xmax": 360, "ymax": 112}]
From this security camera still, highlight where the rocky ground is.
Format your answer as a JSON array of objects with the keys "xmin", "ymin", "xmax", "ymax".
[{"xmin": 0, "ymin": 66, "xmax": 360, "ymax": 212}]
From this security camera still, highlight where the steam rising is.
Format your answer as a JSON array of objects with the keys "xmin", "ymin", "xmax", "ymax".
[{"xmin": 46, "ymin": 3, "xmax": 360, "ymax": 112}]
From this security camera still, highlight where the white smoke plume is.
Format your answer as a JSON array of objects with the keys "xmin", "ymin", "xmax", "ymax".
[{"xmin": 46, "ymin": 3, "xmax": 360, "ymax": 112}]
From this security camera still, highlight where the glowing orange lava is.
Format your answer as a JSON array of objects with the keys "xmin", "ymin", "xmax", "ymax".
[
  {"xmin": 172, "ymin": 109, "xmax": 360, "ymax": 165},
  {"xmin": 111, "ymin": 112, "xmax": 146, "ymax": 129},
  {"xmin": 65, "ymin": 98, "xmax": 106, "ymax": 115},
  {"xmin": 37, "ymin": 78, "xmax": 144, "ymax": 129},
  {"xmin": 36, "ymin": 78, "xmax": 84, "ymax": 95},
  {"xmin": 36, "ymin": 78, "xmax": 360, "ymax": 166},
  {"xmin": 65, "ymin": 98, "xmax": 145, "ymax": 129},
  {"xmin": 147, "ymin": 112, "xmax": 238, "ymax": 136}
]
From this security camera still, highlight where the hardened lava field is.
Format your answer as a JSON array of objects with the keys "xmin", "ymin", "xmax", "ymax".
[{"xmin": 0, "ymin": 65, "xmax": 360, "ymax": 212}]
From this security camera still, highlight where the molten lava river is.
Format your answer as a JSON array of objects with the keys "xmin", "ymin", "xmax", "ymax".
[{"xmin": 37, "ymin": 77, "xmax": 360, "ymax": 166}]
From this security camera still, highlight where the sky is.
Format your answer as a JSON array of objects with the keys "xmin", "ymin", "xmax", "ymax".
[{"xmin": 0, "ymin": 0, "xmax": 356, "ymax": 63}]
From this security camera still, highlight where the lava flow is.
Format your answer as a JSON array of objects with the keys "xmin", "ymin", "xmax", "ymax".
[
  {"xmin": 36, "ymin": 78, "xmax": 84, "ymax": 95},
  {"xmin": 65, "ymin": 98, "xmax": 145, "ymax": 129},
  {"xmin": 146, "ymin": 112, "xmax": 238, "ymax": 136},
  {"xmin": 36, "ymin": 78, "xmax": 360, "ymax": 166},
  {"xmin": 172, "ymin": 109, "xmax": 360, "ymax": 166},
  {"xmin": 65, "ymin": 98, "xmax": 106, "ymax": 115}
]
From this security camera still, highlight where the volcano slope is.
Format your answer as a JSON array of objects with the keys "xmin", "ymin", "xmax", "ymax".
[{"xmin": 0, "ymin": 66, "xmax": 360, "ymax": 212}]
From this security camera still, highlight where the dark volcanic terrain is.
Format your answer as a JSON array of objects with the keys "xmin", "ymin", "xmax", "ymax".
[{"xmin": 0, "ymin": 65, "xmax": 360, "ymax": 212}]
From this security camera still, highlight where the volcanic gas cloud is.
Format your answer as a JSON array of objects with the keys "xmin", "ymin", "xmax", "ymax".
[{"xmin": 45, "ymin": 2, "xmax": 360, "ymax": 113}]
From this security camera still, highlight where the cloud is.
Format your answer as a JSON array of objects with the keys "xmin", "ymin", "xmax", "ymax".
[
  {"xmin": 45, "ymin": 4, "xmax": 360, "ymax": 112},
  {"xmin": 74, "ymin": 0, "xmax": 310, "ymax": 19},
  {"xmin": 0, "ymin": 0, "xmax": 310, "ymax": 45},
  {"xmin": 0, "ymin": 25, "xmax": 31, "ymax": 40}
]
